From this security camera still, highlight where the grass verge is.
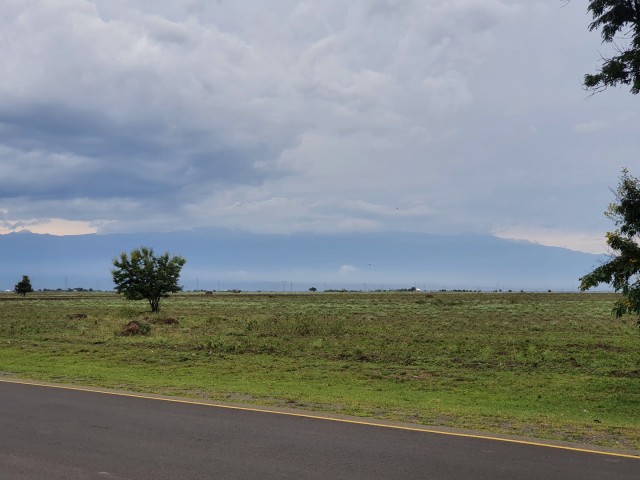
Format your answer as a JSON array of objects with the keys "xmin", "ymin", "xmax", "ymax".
[{"xmin": 1, "ymin": 291, "xmax": 638, "ymax": 450}]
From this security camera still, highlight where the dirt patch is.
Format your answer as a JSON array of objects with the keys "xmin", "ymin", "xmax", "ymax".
[
  {"xmin": 144, "ymin": 317, "xmax": 179, "ymax": 325},
  {"xmin": 594, "ymin": 342, "xmax": 625, "ymax": 352},
  {"xmin": 610, "ymin": 369, "xmax": 640, "ymax": 378},
  {"xmin": 122, "ymin": 321, "xmax": 150, "ymax": 336}
]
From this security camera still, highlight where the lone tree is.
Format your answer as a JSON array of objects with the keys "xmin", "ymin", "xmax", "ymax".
[
  {"xmin": 583, "ymin": 0, "xmax": 640, "ymax": 94},
  {"xmin": 112, "ymin": 246, "xmax": 186, "ymax": 313},
  {"xmin": 580, "ymin": 169, "xmax": 640, "ymax": 327},
  {"xmin": 14, "ymin": 275, "xmax": 33, "ymax": 296}
]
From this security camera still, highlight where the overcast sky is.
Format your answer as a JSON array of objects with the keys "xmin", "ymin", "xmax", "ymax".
[{"xmin": 0, "ymin": 0, "xmax": 637, "ymax": 253}]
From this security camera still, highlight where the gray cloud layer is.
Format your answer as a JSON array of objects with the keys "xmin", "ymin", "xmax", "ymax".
[{"xmin": 0, "ymin": 0, "xmax": 637, "ymax": 251}]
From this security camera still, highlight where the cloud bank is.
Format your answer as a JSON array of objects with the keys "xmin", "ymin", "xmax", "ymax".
[{"xmin": 1, "ymin": 1, "xmax": 638, "ymax": 253}]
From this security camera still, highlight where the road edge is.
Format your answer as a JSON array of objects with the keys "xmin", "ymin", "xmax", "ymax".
[{"xmin": 1, "ymin": 377, "xmax": 638, "ymax": 460}]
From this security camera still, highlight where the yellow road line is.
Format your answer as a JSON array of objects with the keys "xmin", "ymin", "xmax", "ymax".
[{"xmin": 1, "ymin": 378, "xmax": 638, "ymax": 460}]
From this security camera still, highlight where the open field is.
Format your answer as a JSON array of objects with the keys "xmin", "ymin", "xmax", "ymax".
[{"xmin": 1, "ymin": 291, "xmax": 639, "ymax": 450}]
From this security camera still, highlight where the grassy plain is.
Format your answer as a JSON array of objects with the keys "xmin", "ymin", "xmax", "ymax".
[{"xmin": 0, "ymin": 291, "xmax": 639, "ymax": 450}]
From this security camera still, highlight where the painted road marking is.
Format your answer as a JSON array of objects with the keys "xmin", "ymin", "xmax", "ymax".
[{"xmin": 1, "ymin": 377, "xmax": 638, "ymax": 460}]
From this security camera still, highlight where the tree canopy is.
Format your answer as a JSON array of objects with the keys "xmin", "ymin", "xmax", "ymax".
[
  {"xmin": 584, "ymin": 0, "xmax": 640, "ymax": 94},
  {"xmin": 580, "ymin": 169, "xmax": 640, "ymax": 326},
  {"xmin": 112, "ymin": 246, "xmax": 186, "ymax": 312},
  {"xmin": 14, "ymin": 275, "xmax": 33, "ymax": 296}
]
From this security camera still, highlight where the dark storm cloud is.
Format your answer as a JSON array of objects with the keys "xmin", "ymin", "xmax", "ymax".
[
  {"xmin": 0, "ymin": 99, "xmax": 286, "ymax": 202},
  {"xmin": 0, "ymin": 0, "xmax": 299, "ymax": 216}
]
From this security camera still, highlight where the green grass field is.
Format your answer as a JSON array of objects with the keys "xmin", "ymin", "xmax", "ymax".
[{"xmin": 1, "ymin": 291, "xmax": 639, "ymax": 450}]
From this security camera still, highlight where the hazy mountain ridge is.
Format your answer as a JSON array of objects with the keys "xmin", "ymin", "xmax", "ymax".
[{"xmin": 0, "ymin": 230, "xmax": 603, "ymax": 291}]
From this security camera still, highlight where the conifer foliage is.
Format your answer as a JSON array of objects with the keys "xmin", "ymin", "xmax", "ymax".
[{"xmin": 14, "ymin": 275, "xmax": 33, "ymax": 296}]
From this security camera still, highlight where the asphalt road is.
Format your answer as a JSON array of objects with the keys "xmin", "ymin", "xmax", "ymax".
[{"xmin": 0, "ymin": 380, "xmax": 637, "ymax": 479}]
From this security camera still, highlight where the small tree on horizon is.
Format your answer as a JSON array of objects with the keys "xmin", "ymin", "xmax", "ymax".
[
  {"xmin": 112, "ymin": 246, "xmax": 186, "ymax": 313},
  {"xmin": 14, "ymin": 275, "xmax": 33, "ymax": 296}
]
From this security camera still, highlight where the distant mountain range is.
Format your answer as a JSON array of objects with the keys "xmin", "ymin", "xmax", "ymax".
[{"xmin": 0, "ymin": 230, "xmax": 605, "ymax": 292}]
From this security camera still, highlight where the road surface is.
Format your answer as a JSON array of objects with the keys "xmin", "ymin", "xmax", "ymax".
[{"xmin": 0, "ymin": 380, "xmax": 637, "ymax": 479}]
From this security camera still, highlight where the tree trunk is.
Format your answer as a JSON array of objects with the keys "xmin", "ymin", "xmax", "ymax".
[{"xmin": 149, "ymin": 297, "xmax": 161, "ymax": 312}]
